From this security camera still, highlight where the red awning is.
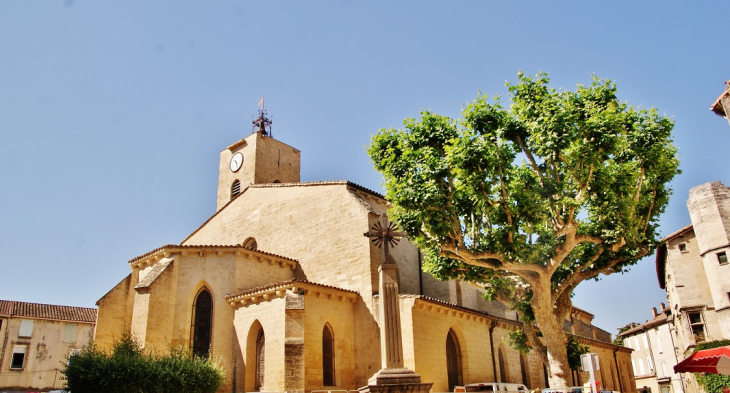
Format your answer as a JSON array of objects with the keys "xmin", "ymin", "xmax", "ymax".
[{"xmin": 674, "ymin": 345, "xmax": 730, "ymax": 375}]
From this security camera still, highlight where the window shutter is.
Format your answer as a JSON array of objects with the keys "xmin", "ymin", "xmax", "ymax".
[
  {"xmin": 18, "ymin": 320, "xmax": 34, "ymax": 338},
  {"xmin": 64, "ymin": 323, "xmax": 78, "ymax": 343}
]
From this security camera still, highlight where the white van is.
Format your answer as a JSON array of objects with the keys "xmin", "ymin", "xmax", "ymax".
[{"xmin": 454, "ymin": 383, "xmax": 529, "ymax": 393}]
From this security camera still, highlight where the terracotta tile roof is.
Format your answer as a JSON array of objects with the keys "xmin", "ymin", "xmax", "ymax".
[
  {"xmin": 571, "ymin": 305, "xmax": 595, "ymax": 318},
  {"xmin": 0, "ymin": 301, "xmax": 13, "ymax": 315},
  {"xmin": 660, "ymin": 223, "xmax": 693, "ymax": 242},
  {"xmin": 410, "ymin": 295, "xmax": 528, "ymax": 327},
  {"xmin": 250, "ymin": 180, "xmax": 385, "ymax": 200},
  {"xmin": 128, "ymin": 244, "xmax": 297, "ymax": 264},
  {"xmin": 0, "ymin": 300, "xmax": 97, "ymax": 323},
  {"xmin": 617, "ymin": 307, "xmax": 672, "ymax": 337},
  {"xmin": 710, "ymin": 81, "xmax": 730, "ymax": 118},
  {"xmin": 226, "ymin": 278, "xmax": 358, "ymax": 301},
  {"xmin": 573, "ymin": 333, "xmax": 630, "ymax": 352}
]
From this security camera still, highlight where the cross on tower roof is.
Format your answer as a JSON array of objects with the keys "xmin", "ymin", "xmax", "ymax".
[{"xmin": 364, "ymin": 213, "xmax": 406, "ymax": 265}]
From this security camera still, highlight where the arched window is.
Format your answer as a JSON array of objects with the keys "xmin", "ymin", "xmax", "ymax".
[
  {"xmin": 543, "ymin": 364, "xmax": 550, "ymax": 388},
  {"xmin": 446, "ymin": 329, "xmax": 463, "ymax": 391},
  {"xmin": 498, "ymin": 348, "xmax": 507, "ymax": 382},
  {"xmin": 192, "ymin": 289, "xmax": 212, "ymax": 358},
  {"xmin": 323, "ymin": 323, "xmax": 336, "ymax": 386},
  {"xmin": 231, "ymin": 180, "xmax": 242, "ymax": 198},
  {"xmin": 243, "ymin": 237, "xmax": 258, "ymax": 250},
  {"xmin": 520, "ymin": 353, "xmax": 530, "ymax": 387},
  {"xmin": 256, "ymin": 329, "xmax": 265, "ymax": 391}
]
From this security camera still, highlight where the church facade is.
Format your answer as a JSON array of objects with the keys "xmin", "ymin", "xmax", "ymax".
[{"xmin": 95, "ymin": 125, "xmax": 636, "ymax": 393}]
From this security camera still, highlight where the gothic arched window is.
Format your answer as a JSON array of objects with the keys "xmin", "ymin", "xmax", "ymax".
[
  {"xmin": 255, "ymin": 329, "xmax": 265, "ymax": 391},
  {"xmin": 520, "ymin": 353, "xmax": 530, "ymax": 387},
  {"xmin": 498, "ymin": 348, "xmax": 507, "ymax": 382},
  {"xmin": 192, "ymin": 289, "xmax": 212, "ymax": 358},
  {"xmin": 231, "ymin": 180, "xmax": 242, "ymax": 198},
  {"xmin": 446, "ymin": 329, "xmax": 463, "ymax": 391},
  {"xmin": 323, "ymin": 323, "xmax": 336, "ymax": 386}
]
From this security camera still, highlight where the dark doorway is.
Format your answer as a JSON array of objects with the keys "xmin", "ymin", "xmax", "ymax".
[{"xmin": 446, "ymin": 329, "xmax": 463, "ymax": 390}]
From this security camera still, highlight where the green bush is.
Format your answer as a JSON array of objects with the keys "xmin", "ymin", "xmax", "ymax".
[
  {"xmin": 62, "ymin": 333, "xmax": 226, "ymax": 393},
  {"xmin": 693, "ymin": 340, "xmax": 730, "ymax": 393}
]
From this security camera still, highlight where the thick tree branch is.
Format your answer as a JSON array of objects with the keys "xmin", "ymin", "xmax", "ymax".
[
  {"xmin": 633, "ymin": 167, "xmax": 645, "ymax": 203},
  {"xmin": 497, "ymin": 163, "xmax": 514, "ymax": 243},
  {"xmin": 523, "ymin": 321, "xmax": 548, "ymax": 361},
  {"xmin": 643, "ymin": 187, "xmax": 657, "ymax": 235},
  {"xmin": 516, "ymin": 135, "xmax": 545, "ymax": 187}
]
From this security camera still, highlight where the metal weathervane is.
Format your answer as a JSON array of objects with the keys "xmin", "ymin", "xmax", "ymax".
[
  {"xmin": 252, "ymin": 94, "xmax": 273, "ymax": 137},
  {"xmin": 364, "ymin": 213, "xmax": 406, "ymax": 265}
]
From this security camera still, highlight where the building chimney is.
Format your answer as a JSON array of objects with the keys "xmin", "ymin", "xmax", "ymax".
[
  {"xmin": 660, "ymin": 302, "xmax": 666, "ymax": 311},
  {"xmin": 652, "ymin": 307, "xmax": 658, "ymax": 317}
]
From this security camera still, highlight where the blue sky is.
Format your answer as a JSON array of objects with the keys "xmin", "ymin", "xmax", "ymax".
[{"xmin": 1, "ymin": 1, "xmax": 728, "ymax": 335}]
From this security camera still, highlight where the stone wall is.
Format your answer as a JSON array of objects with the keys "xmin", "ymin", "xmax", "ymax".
[
  {"xmin": 0, "ymin": 316, "xmax": 94, "ymax": 391},
  {"xmin": 217, "ymin": 133, "xmax": 301, "ymax": 210}
]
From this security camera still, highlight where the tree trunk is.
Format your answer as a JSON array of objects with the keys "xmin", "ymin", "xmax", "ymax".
[
  {"xmin": 543, "ymin": 327, "xmax": 571, "ymax": 388},
  {"xmin": 530, "ymin": 280, "xmax": 572, "ymax": 389}
]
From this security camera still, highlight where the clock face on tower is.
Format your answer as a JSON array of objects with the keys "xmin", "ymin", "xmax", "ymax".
[{"xmin": 230, "ymin": 152, "xmax": 243, "ymax": 172}]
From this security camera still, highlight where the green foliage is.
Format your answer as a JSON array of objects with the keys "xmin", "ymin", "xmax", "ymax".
[
  {"xmin": 369, "ymin": 71, "xmax": 679, "ymax": 281},
  {"xmin": 566, "ymin": 336, "xmax": 590, "ymax": 371},
  {"xmin": 697, "ymin": 339, "xmax": 730, "ymax": 350},
  {"xmin": 368, "ymin": 71, "xmax": 679, "ymax": 381},
  {"xmin": 62, "ymin": 332, "xmax": 226, "ymax": 393},
  {"xmin": 694, "ymin": 340, "xmax": 730, "ymax": 393},
  {"xmin": 612, "ymin": 322, "xmax": 641, "ymax": 345},
  {"xmin": 507, "ymin": 328, "xmax": 532, "ymax": 354},
  {"xmin": 696, "ymin": 372, "xmax": 730, "ymax": 393}
]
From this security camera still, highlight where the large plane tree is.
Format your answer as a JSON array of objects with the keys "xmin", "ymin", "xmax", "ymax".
[{"xmin": 368, "ymin": 72, "xmax": 679, "ymax": 387}]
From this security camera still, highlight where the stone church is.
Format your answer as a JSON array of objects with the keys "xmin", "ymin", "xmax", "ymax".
[{"xmin": 95, "ymin": 114, "xmax": 636, "ymax": 393}]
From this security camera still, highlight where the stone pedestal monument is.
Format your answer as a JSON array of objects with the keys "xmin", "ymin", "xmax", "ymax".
[{"xmin": 361, "ymin": 214, "xmax": 433, "ymax": 393}]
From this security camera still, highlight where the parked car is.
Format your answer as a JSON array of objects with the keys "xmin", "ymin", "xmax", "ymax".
[
  {"xmin": 455, "ymin": 383, "xmax": 529, "ymax": 392},
  {"xmin": 542, "ymin": 387, "xmax": 588, "ymax": 393}
]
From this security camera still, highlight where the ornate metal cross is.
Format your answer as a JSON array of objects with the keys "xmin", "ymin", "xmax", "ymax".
[{"xmin": 364, "ymin": 213, "xmax": 406, "ymax": 265}]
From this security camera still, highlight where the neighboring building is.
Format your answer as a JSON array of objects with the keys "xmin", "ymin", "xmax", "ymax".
[
  {"xmin": 95, "ymin": 116, "xmax": 635, "ymax": 393},
  {"xmin": 654, "ymin": 181, "xmax": 730, "ymax": 393},
  {"xmin": 618, "ymin": 304, "xmax": 687, "ymax": 393},
  {"xmin": 0, "ymin": 300, "xmax": 96, "ymax": 392},
  {"xmin": 710, "ymin": 81, "xmax": 730, "ymax": 127}
]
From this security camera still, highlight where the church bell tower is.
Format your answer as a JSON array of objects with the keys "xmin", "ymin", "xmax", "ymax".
[{"xmin": 216, "ymin": 102, "xmax": 301, "ymax": 210}]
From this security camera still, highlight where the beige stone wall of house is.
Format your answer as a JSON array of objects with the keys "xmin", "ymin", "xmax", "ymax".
[
  {"xmin": 660, "ymin": 182, "xmax": 730, "ymax": 356},
  {"xmin": 687, "ymin": 182, "xmax": 730, "ymax": 340},
  {"xmin": 664, "ymin": 232, "xmax": 702, "ymax": 313},
  {"xmin": 625, "ymin": 321, "xmax": 686, "ymax": 393},
  {"xmin": 0, "ymin": 316, "xmax": 94, "ymax": 391},
  {"xmin": 664, "ymin": 233, "xmax": 714, "ymax": 353}
]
